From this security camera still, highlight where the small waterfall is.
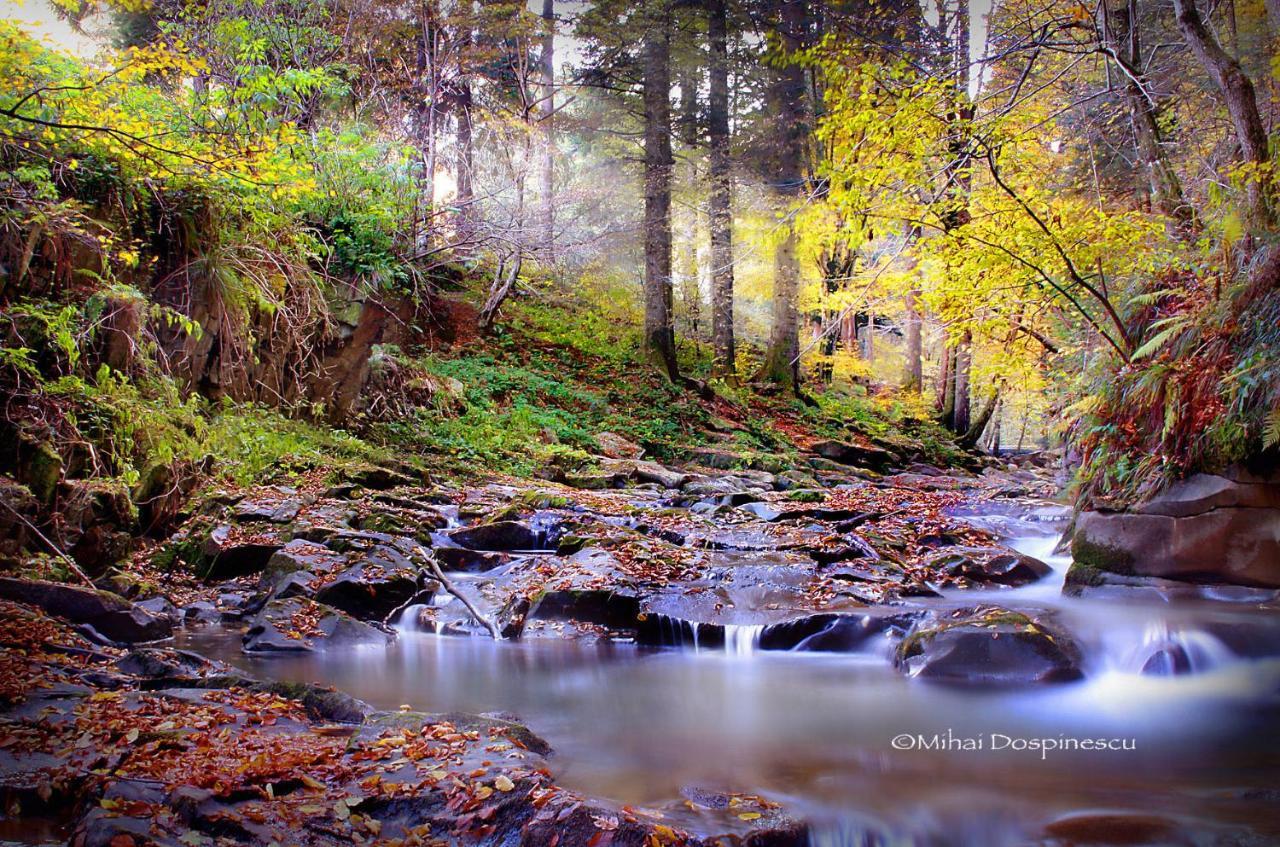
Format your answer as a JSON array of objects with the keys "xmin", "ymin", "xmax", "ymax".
[
  {"xmin": 394, "ymin": 603, "xmax": 444, "ymax": 635},
  {"xmin": 724, "ymin": 624, "xmax": 765, "ymax": 657},
  {"xmin": 1131, "ymin": 621, "xmax": 1236, "ymax": 675}
]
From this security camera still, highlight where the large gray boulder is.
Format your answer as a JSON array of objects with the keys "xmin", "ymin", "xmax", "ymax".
[
  {"xmin": 243, "ymin": 597, "xmax": 392, "ymax": 652},
  {"xmin": 895, "ymin": 607, "xmax": 1082, "ymax": 685},
  {"xmin": 0, "ymin": 577, "xmax": 172, "ymax": 644},
  {"xmin": 1070, "ymin": 466, "xmax": 1280, "ymax": 589}
]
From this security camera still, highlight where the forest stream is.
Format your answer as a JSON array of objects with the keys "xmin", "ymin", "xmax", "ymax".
[{"xmin": 155, "ymin": 477, "xmax": 1280, "ymax": 847}]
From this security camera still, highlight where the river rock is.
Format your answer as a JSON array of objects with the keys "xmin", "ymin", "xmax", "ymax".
[
  {"xmin": 1071, "ymin": 465, "xmax": 1280, "ymax": 589},
  {"xmin": 632, "ymin": 459, "xmax": 688, "ymax": 489},
  {"xmin": 529, "ymin": 589, "xmax": 642, "ymax": 630},
  {"xmin": 314, "ymin": 557, "xmax": 429, "ymax": 622},
  {"xmin": 233, "ymin": 491, "xmax": 303, "ymax": 523},
  {"xmin": 926, "ymin": 546, "xmax": 1052, "ymax": 586},
  {"xmin": 895, "ymin": 607, "xmax": 1082, "ymax": 684},
  {"xmin": 0, "ymin": 578, "xmax": 171, "ymax": 644},
  {"xmin": 201, "ymin": 523, "xmax": 285, "ymax": 579},
  {"xmin": 810, "ymin": 439, "xmax": 899, "ymax": 471},
  {"xmin": 435, "ymin": 546, "xmax": 511, "ymax": 572},
  {"xmin": 448, "ymin": 517, "xmax": 562, "ymax": 551},
  {"xmin": 263, "ymin": 538, "xmax": 348, "ymax": 580},
  {"xmin": 243, "ymin": 597, "xmax": 392, "ymax": 652}
]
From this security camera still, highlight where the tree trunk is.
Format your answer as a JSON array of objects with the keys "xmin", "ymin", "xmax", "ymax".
[
  {"xmin": 939, "ymin": 344, "xmax": 955, "ymax": 420},
  {"xmin": 708, "ymin": 0, "xmax": 735, "ymax": 380},
  {"xmin": 455, "ymin": 84, "xmax": 475, "ymax": 235},
  {"xmin": 1105, "ymin": 0, "xmax": 1193, "ymax": 229},
  {"xmin": 760, "ymin": 0, "xmax": 808, "ymax": 392},
  {"xmin": 643, "ymin": 10, "xmax": 678, "ymax": 380},
  {"xmin": 961, "ymin": 385, "xmax": 1000, "ymax": 449},
  {"xmin": 538, "ymin": 0, "xmax": 556, "ymax": 262},
  {"xmin": 414, "ymin": 3, "xmax": 439, "ymax": 253},
  {"xmin": 903, "ymin": 290, "xmax": 923, "ymax": 392},
  {"xmin": 1172, "ymin": 0, "xmax": 1271, "ymax": 229},
  {"xmin": 455, "ymin": 7, "xmax": 476, "ymax": 239},
  {"xmin": 953, "ymin": 330, "xmax": 972, "ymax": 434},
  {"xmin": 478, "ymin": 166, "xmax": 526, "ymax": 332}
]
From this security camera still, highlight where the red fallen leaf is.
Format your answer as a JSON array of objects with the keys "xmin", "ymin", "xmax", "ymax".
[{"xmin": 109, "ymin": 836, "xmax": 137, "ymax": 847}]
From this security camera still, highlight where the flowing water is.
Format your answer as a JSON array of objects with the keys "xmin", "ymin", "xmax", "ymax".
[{"xmin": 179, "ymin": 511, "xmax": 1280, "ymax": 846}]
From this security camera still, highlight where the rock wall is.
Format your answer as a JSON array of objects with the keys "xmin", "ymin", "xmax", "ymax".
[{"xmin": 1069, "ymin": 462, "xmax": 1280, "ymax": 590}]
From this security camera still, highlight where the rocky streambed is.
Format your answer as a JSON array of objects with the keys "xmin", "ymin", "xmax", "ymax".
[{"xmin": 3, "ymin": 450, "xmax": 1280, "ymax": 846}]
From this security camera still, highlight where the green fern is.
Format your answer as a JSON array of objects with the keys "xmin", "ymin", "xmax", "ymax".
[
  {"xmin": 1264, "ymin": 408, "xmax": 1280, "ymax": 449},
  {"xmin": 1132, "ymin": 316, "xmax": 1191, "ymax": 361}
]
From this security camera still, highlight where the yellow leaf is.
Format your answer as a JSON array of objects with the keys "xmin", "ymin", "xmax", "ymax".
[{"xmin": 494, "ymin": 775, "xmax": 515, "ymax": 792}]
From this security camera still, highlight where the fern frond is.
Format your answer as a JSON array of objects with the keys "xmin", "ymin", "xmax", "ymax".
[
  {"xmin": 1132, "ymin": 319, "xmax": 1190, "ymax": 361},
  {"xmin": 1264, "ymin": 407, "xmax": 1280, "ymax": 449}
]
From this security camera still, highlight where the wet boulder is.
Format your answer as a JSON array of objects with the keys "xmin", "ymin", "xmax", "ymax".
[
  {"xmin": 116, "ymin": 647, "xmax": 234, "ymax": 683},
  {"xmin": 448, "ymin": 517, "xmax": 562, "ymax": 551},
  {"xmin": 263, "ymin": 538, "xmax": 349, "ymax": 580},
  {"xmin": 0, "ymin": 578, "xmax": 172, "ymax": 644},
  {"xmin": 201, "ymin": 523, "xmax": 285, "ymax": 580},
  {"xmin": 926, "ymin": 546, "xmax": 1052, "ymax": 587},
  {"xmin": 313, "ymin": 554, "xmax": 430, "ymax": 622},
  {"xmin": 762, "ymin": 612, "xmax": 920, "ymax": 653},
  {"xmin": 895, "ymin": 607, "xmax": 1082, "ymax": 684},
  {"xmin": 631, "ymin": 459, "xmax": 689, "ymax": 489},
  {"xmin": 435, "ymin": 546, "xmax": 511, "ymax": 572},
  {"xmin": 243, "ymin": 597, "xmax": 393, "ymax": 652},
  {"xmin": 528, "ymin": 589, "xmax": 643, "ymax": 630}
]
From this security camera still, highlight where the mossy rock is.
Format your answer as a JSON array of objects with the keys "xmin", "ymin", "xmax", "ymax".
[
  {"xmin": 896, "ymin": 607, "xmax": 1082, "ymax": 685},
  {"xmin": 1069, "ymin": 531, "xmax": 1136, "ymax": 575},
  {"xmin": 25, "ymin": 440, "xmax": 64, "ymax": 504},
  {"xmin": 515, "ymin": 491, "xmax": 570, "ymax": 510}
]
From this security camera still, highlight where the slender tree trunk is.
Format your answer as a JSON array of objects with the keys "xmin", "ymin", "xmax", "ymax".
[
  {"xmin": 456, "ymin": 89, "xmax": 475, "ymax": 232},
  {"xmin": 953, "ymin": 330, "xmax": 972, "ymax": 434},
  {"xmin": 1172, "ymin": 0, "xmax": 1272, "ymax": 229},
  {"xmin": 1105, "ymin": 0, "xmax": 1194, "ymax": 229},
  {"xmin": 538, "ymin": 0, "xmax": 556, "ymax": 262},
  {"xmin": 643, "ymin": 10, "xmax": 678, "ymax": 379},
  {"xmin": 414, "ymin": 3, "xmax": 439, "ymax": 253},
  {"xmin": 939, "ymin": 344, "xmax": 955, "ymax": 419},
  {"xmin": 455, "ymin": 8, "xmax": 476, "ymax": 238},
  {"xmin": 986, "ymin": 397, "xmax": 1003, "ymax": 452},
  {"xmin": 760, "ymin": 0, "xmax": 808, "ymax": 391},
  {"xmin": 708, "ymin": 0, "xmax": 736, "ymax": 379},
  {"xmin": 478, "ymin": 166, "xmax": 526, "ymax": 332},
  {"xmin": 904, "ymin": 289, "xmax": 923, "ymax": 392}
]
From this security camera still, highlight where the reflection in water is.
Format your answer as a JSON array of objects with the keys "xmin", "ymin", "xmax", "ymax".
[{"xmin": 179, "ymin": 534, "xmax": 1280, "ymax": 846}]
